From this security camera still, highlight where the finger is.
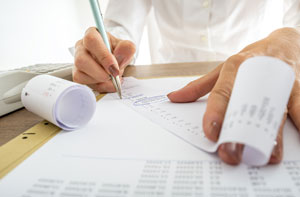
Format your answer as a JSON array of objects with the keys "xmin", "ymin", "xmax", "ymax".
[
  {"xmin": 167, "ymin": 64, "xmax": 223, "ymax": 103},
  {"xmin": 72, "ymin": 67, "xmax": 98, "ymax": 84},
  {"xmin": 218, "ymin": 143, "xmax": 244, "ymax": 165},
  {"xmin": 113, "ymin": 40, "xmax": 136, "ymax": 70},
  {"xmin": 75, "ymin": 42, "xmax": 111, "ymax": 82},
  {"xmin": 83, "ymin": 27, "xmax": 120, "ymax": 77},
  {"xmin": 217, "ymin": 112, "xmax": 286, "ymax": 166},
  {"xmin": 288, "ymin": 81, "xmax": 300, "ymax": 133},
  {"xmin": 88, "ymin": 82, "xmax": 115, "ymax": 93},
  {"xmin": 203, "ymin": 55, "xmax": 246, "ymax": 142},
  {"xmin": 268, "ymin": 111, "xmax": 287, "ymax": 164},
  {"xmin": 88, "ymin": 77, "xmax": 124, "ymax": 93},
  {"xmin": 120, "ymin": 67, "xmax": 126, "ymax": 77}
]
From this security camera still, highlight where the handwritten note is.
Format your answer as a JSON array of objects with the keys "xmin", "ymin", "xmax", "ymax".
[{"xmin": 112, "ymin": 56, "xmax": 295, "ymax": 166}]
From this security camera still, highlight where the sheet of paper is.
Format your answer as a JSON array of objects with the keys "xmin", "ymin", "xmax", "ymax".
[
  {"xmin": 112, "ymin": 57, "xmax": 295, "ymax": 166},
  {"xmin": 1, "ymin": 77, "xmax": 300, "ymax": 196},
  {"xmin": 21, "ymin": 75, "xmax": 96, "ymax": 130}
]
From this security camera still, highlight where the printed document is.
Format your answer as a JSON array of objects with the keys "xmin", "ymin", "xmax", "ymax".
[{"xmin": 0, "ymin": 77, "xmax": 300, "ymax": 196}]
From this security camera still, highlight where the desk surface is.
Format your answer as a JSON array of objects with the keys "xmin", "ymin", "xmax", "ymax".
[{"xmin": 0, "ymin": 61, "xmax": 220, "ymax": 146}]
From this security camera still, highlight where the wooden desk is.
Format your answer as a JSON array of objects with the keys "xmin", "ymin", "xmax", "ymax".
[{"xmin": 0, "ymin": 61, "xmax": 220, "ymax": 146}]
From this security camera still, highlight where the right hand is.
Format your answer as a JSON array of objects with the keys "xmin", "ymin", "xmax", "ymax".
[{"xmin": 73, "ymin": 27, "xmax": 136, "ymax": 92}]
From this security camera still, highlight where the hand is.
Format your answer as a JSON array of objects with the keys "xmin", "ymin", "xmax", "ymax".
[
  {"xmin": 73, "ymin": 27, "xmax": 136, "ymax": 92},
  {"xmin": 168, "ymin": 27, "xmax": 300, "ymax": 165}
]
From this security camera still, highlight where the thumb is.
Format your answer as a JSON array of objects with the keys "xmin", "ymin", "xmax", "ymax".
[
  {"xmin": 113, "ymin": 40, "xmax": 136, "ymax": 70},
  {"xmin": 167, "ymin": 64, "xmax": 222, "ymax": 103}
]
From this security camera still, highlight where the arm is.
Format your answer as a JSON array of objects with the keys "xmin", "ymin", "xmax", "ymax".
[{"xmin": 104, "ymin": 0, "xmax": 152, "ymax": 53}]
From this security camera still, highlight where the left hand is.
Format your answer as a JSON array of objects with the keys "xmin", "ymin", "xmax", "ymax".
[{"xmin": 167, "ymin": 27, "xmax": 300, "ymax": 165}]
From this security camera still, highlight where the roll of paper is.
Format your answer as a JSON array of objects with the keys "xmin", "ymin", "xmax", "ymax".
[
  {"xmin": 219, "ymin": 56, "xmax": 295, "ymax": 165},
  {"xmin": 21, "ymin": 75, "xmax": 96, "ymax": 131}
]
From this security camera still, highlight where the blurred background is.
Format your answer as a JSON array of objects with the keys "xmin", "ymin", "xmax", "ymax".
[{"xmin": 0, "ymin": 0, "xmax": 151, "ymax": 71}]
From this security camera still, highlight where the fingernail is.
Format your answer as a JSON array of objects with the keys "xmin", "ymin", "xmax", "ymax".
[
  {"xmin": 207, "ymin": 121, "xmax": 221, "ymax": 141},
  {"xmin": 219, "ymin": 143, "xmax": 243, "ymax": 165},
  {"xmin": 108, "ymin": 65, "xmax": 119, "ymax": 77},
  {"xmin": 167, "ymin": 88, "xmax": 182, "ymax": 97},
  {"xmin": 269, "ymin": 140, "xmax": 282, "ymax": 164},
  {"xmin": 271, "ymin": 142, "xmax": 279, "ymax": 158},
  {"xmin": 167, "ymin": 90, "xmax": 181, "ymax": 101},
  {"xmin": 116, "ymin": 55, "xmax": 125, "ymax": 68},
  {"xmin": 167, "ymin": 92, "xmax": 174, "ymax": 98}
]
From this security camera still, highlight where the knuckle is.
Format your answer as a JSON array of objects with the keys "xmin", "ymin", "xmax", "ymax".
[
  {"xmin": 123, "ymin": 40, "xmax": 136, "ymax": 53},
  {"xmin": 99, "ymin": 54, "xmax": 114, "ymax": 67},
  {"xmin": 83, "ymin": 31, "xmax": 98, "ymax": 49},
  {"xmin": 72, "ymin": 71, "xmax": 82, "ymax": 83},
  {"xmin": 75, "ymin": 39, "xmax": 83, "ymax": 48},
  {"xmin": 211, "ymin": 85, "xmax": 232, "ymax": 101},
  {"xmin": 85, "ymin": 27, "xmax": 97, "ymax": 33},
  {"xmin": 224, "ymin": 54, "xmax": 247, "ymax": 69},
  {"xmin": 188, "ymin": 80, "xmax": 203, "ymax": 96},
  {"xmin": 74, "ymin": 55, "xmax": 86, "ymax": 70},
  {"xmin": 227, "ymin": 54, "xmax": 244, "ymax": 62}
]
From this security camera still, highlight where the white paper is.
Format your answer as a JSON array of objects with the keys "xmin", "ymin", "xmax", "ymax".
[
  {"xmin": 21, "ymin": 75, "xmax": 96, "ymax": 130},
  {"xmin": 111, "ymin": 57, "xmax": 295, "ymax": 166},
  {"xmin": 220, "ymin": 56, "xmax": 295, "ymax": 165},
  {"xmin": 1, "ymin": 75, "xmax": 300, "ymax": 196}
]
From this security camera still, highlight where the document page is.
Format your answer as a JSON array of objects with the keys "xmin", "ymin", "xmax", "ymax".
[{"xmin": 0, "ymin": 77, "xmax": 300, "ymax": 197}]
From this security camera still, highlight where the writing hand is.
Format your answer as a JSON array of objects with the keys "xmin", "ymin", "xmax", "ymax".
[{"xmin": 73, "ymin": 27, "xmax": 136, "ymax": 92}]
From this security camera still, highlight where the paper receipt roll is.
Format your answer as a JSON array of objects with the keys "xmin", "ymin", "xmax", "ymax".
[
  {"xmin": 219, "ymin": 56, "xmax": 295, "ymax": 165},
  {"xmin": 22, "ymin": 75, "xmax": 96, "ymax": 131}
]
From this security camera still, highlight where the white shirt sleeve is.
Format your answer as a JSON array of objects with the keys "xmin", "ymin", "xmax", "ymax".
[
  {"xmin": 104, "ymin": 0, "xmax": 152, "ymax": 56},
  {"xmin": 283, "ymin": 0, "xmax": 300, "ymax": 27}
]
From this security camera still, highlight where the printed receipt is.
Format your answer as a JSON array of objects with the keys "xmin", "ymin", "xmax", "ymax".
[
  {"xmin": 21, "ymin": 75, "xmax": 96, "ymax": 131},
  {"xmin": 112, "ymin": 56, "xmax": 295, "ymax": 166}
]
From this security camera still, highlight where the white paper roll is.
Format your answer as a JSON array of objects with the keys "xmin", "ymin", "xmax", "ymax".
[
  {"xmin": 21, "ymin": 75, "xmax": 96, "ymax": 131},
  {"xmin": 219, "ymin": 56, "xmax": 295, "ymax": 165}
]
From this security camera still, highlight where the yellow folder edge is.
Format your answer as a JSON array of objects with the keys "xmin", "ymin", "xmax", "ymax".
[
  {"xmin": 0, "ymin": 94, "xmax": 106, "ymax": 179},
  {"xmin": 0, "ymin": 75, "xmax": 202, "ymax": 179}
]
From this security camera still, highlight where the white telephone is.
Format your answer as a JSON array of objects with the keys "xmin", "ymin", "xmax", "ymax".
[{"xmin": 0, "ymin": 63, "xmax": 72, "ymax": 116}]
